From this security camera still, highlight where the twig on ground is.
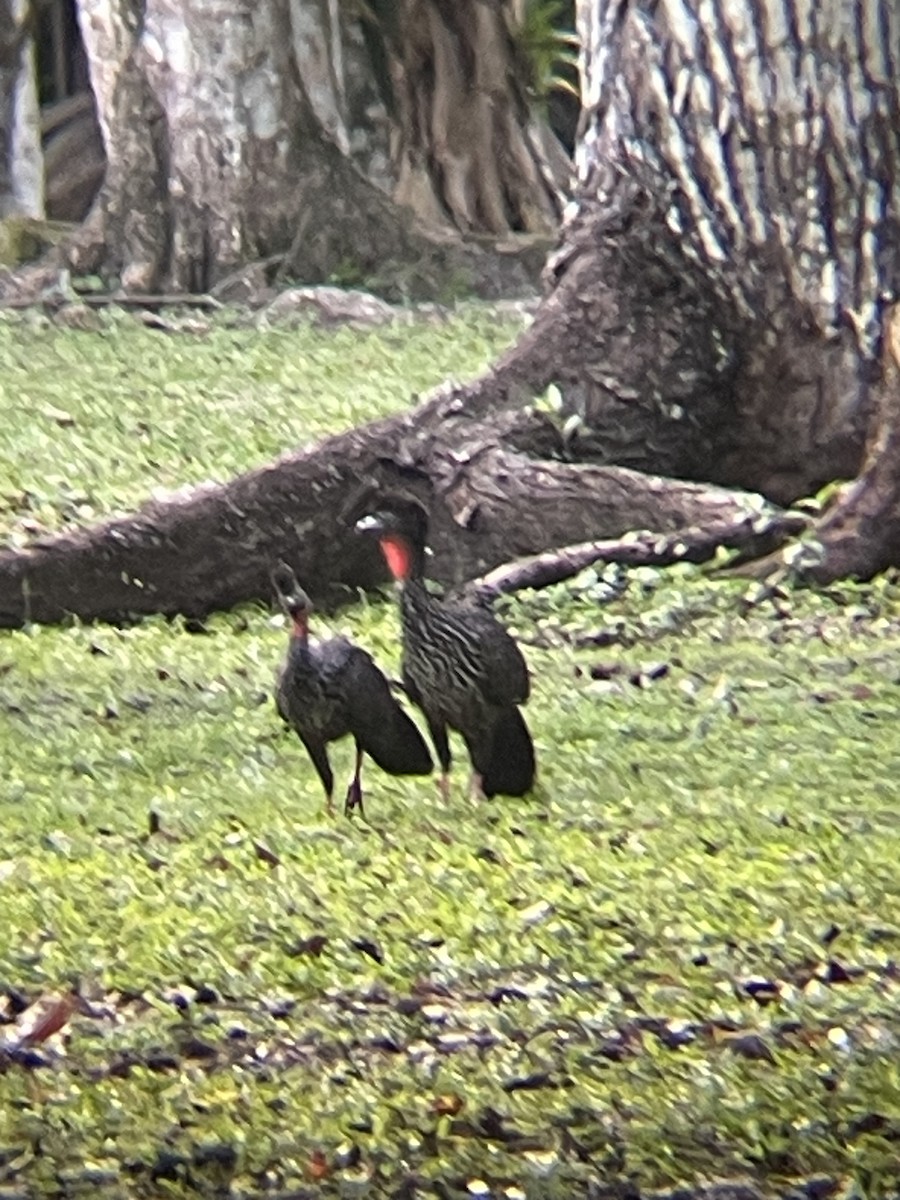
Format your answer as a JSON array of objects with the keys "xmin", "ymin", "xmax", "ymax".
[{"xmin": 467, "ymin": 511, "xmax": 810, "ymax": 600}]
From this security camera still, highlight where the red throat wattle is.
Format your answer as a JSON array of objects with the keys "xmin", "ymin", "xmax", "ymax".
[
  {"xmin": 380, "ymin": 534, "xmax": 412, "ymax": 582},
  {"xmin": 291, "ymin": 612, "xmax": 309, "ymax": 640}
]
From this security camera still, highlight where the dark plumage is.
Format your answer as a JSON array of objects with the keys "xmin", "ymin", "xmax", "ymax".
[
  {"xmin": 272, "ymin": 564, "xmax": 432, "ymax": 815},
  {"xmin": 356, "ymin": 505, "xmax": 536, "ymax": 800}
]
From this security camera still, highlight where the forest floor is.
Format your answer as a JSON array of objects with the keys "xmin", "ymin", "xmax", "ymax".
[{"xmin": 0, "ymin": 309, "xmax": 898, "ymax": 1199}]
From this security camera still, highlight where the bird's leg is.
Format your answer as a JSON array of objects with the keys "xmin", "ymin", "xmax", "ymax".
[
  {"xmin": 426, "ymin": 718, "xmax": 452, "ymax": 806},
  {"xmin": 345, "ymin": 745, "xmax": 365, "ymax": 817},
  {"xmin": 305, "ymin": 739, "xmax": 336, "ymax": 819},
  {"xmin": 459, "ymin": 732, "xmax": 488, "ymax": 802}
]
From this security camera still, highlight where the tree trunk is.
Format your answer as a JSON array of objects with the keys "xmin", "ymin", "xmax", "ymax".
[
  {"xmin": 556, "ymin": 0, "xmax": 898, "ymax": 490},
  {"xmin": 546, "ymin": 0, "xmax": 899, "ymax": 571},
  {"xmin": 384, "ymin": 0, "xmax": 567, "ymax": 234},
  {"xmin": 2, "ymin": 0, "xmax": 564, "ymax": 298},
  {"xmin": 70, "ymin": 0, "xmax": 378, "ymax": 292},
  {"xmin": 0, "ymin": 0, "xmax": 43, "ymax": 219},
  {"xmin": 0, "ymin": 0, "xmax": 14, "ymax": 210},
  {"xmin": 803, "ymin": 303, "xmax": 900, "ymax": 581}
]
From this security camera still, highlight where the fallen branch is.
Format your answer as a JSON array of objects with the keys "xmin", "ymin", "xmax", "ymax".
[
  {"xmin": 467, "ymin": 511, "xmax": 810, "ymax": 600},
  {"xmin": 0, "ymin": 280, "xmax": 814, "ymax": 628}
]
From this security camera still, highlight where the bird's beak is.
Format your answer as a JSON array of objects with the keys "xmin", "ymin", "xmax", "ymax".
[{"xmin": 355, "ymin": 514, "xmax": 383, "ymax": 534}]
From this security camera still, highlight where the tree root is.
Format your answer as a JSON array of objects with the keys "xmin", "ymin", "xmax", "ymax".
[
  {"xmin": 0, "ymin": 335, "xmax": 802, "ymax": 627},
  {"xmin": 735, "ymin": 305, "xmax": 900, "ymax": 585},
  {"xmin": 467, "ymin": 511, "xmax": 809, "ymax": 600}
]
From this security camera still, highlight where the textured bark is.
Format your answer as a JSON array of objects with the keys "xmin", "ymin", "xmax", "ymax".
[
  {"xmin": 540, "ymin": 0, "xmax": 899, "ymax": 578},
  {"xmin": 0, "ymin": 0, "xmax": 13, "ymax": 207},
  {"xmin": 0, "ymin": 352, "xmax": 790, "ymax": 627},
  {"xmin": 555, "ymin": 0, "xmax": 898, "ymax": 505},
  {"xmin": 804, "ymin": 303, "xmax": 900, "ymax": 581},
  {"xmin": 385, "ymin": 0, "xmax": 568, "ymax": 234},
  {"xmin": 0, "ymin": 0, "xmax": 43, "ymax": 218},
  {"xmin": 71, "ymin": 0, "xmax": 324, "ymax": 291},
  {"xmin": 42, "ymin": 92, "xmax": 106, "ymax": 223},
  {"xmin": 289, "ymin": 0, "xmax": 350, "ymax": 154},
  {"xmin": 3, "ymin": 0, "xmax": 555, "ymax": 297}
]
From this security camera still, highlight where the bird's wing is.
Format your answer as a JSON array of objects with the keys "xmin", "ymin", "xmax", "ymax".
[
  {"xmin": 342, "ymin": 646, "xmax": 433, "ymax": 775},
  {"xmin": 481, "ymin": 705, "xmax": 536, "ymax": 797},
  {"xmin": 462, "ymin": 607, "xmax": 531, "ymax": 706},
  {"xmin": 400, "ymin": 661, "xmax": 424, "ymax": 707}
]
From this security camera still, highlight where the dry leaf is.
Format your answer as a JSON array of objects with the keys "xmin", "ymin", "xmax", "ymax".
[
  {"xmin": 431, "ymin": 1093, "xmax": 465, "ymax": 1117},
  {"xmin": 18, "ymin": 993, "xmax": 77, "ymax": 1046},
  {"xmin": 307, "ymin": 1149, "xmax": 330, "ymax": 1180}
]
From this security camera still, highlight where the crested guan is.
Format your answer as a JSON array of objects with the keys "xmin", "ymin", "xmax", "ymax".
[
  {"xmin": 356, "ymin": 505, "xmax": 536, "ymax": 800},
  {"xmin": 272, "ymin": 563, "xmax": 432, "ymax": 815}
]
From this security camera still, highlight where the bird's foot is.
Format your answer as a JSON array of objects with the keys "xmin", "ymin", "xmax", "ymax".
[
  {"xmin": 468, "ymin": 773, "xmax": 488, "ymax": 802},
  {"xmin": 344, "ymin": 779, "xmax": 365, "ymax": 817},
  {"xmin": 324, "ymin": 795, "xmax": 335, "ymax": 818},
  {"xmin": 438, "ymin": 774, "xmax": 451, "ymax": 804}
]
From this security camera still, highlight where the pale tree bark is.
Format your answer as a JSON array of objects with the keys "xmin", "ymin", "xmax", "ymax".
[
  {"xmin": 4, "ymin": 0, "xmax": 561, "ymax": 296},
  {"xmin": 72, "ymin": 0, "xmax": 339, "ymax": 291},
  {"xmin": 289, "ymin": 0, "xmax": 350, "ymax": 155},
  {"xmin": 0, "ymin": 0, "xmax": 43, "ymax": 218}
]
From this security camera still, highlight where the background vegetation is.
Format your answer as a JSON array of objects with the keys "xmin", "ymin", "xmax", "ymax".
[{"xmin": 0, "ymin": 311, "xmax": 898, "ymax": 1197}]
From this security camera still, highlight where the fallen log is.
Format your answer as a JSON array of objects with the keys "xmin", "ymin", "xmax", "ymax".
[
  {"xmin": 467, "ymin": 512, "xmax": 810, "ymax": 601},
  {"xmin": 0, "ymin": 348, "xmax": 798, "ymax": 627}
]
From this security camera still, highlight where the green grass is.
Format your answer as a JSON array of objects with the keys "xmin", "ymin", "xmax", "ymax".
[
  {"xmin": 1, "ymin": 311, "xmax": 900, "ymax": 1198},
  {"xmin": 0, "ymin": 305, "xmax": 524, "ymax": 544}
]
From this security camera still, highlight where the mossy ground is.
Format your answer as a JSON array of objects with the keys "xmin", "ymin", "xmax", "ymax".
[{"xmin": 0, "ymin": 311, "xmax": 898, "ymax": 1198}]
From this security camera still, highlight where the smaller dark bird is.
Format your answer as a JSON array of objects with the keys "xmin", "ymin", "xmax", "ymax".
[{"xmin": 272, "ymin": 564, "xmax": 432, "ymax": 816}]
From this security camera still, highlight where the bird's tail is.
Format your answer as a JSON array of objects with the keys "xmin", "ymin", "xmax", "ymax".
[
  {"xmin": 481, "ymin": 707, "xmax": 535, "ymax": 798},
  {"xmin": 364, "ymin": 705, "xmax": 433, "ymax": 777}
]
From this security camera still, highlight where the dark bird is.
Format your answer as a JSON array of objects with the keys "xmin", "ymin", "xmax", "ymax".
[
  {"xmin": 356, "ymin": 504, "xmax": 536, "ymax": 801},
  {"xmin": 272, "ymin": 563, "xmax": 432, "ymax": 816}
]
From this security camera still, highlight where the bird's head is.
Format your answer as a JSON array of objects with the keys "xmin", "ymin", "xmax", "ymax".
[
  {"xmin": 356, "ymin": 502, "xmax": 429, "ymax": 583},
  {"xmin": 271, "ymin": 563, "xmax": 312, "ymax": 638}
]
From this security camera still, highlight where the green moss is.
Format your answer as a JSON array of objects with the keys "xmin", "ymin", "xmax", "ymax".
[{"xmin": 1, "ymin": 313, "xmax": 899, "ymax": 1196}]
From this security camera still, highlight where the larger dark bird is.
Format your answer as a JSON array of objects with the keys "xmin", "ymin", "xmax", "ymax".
[
  {"xmin": 272, "ymin": 564, "xmax": 432, "ymax": 815},
  {"xmin": 357, "ymin": 505, "xmax": 536, "ymax": 800}
]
